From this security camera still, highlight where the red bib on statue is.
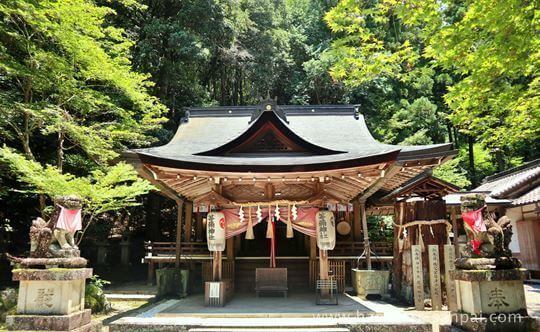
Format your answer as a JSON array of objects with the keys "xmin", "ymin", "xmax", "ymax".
[{"xmin": 462, "ymin": 208, "xmax": 486, "ymax": 233}]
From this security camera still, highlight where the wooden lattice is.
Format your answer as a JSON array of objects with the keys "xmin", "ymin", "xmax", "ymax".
[{"xmin": 309, "ymin": 260, "xmax": 346, "ymax": 292}]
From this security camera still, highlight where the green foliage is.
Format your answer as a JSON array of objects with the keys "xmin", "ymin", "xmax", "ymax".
[
  {"xmin": 0, "ymin": 0, "xmax": 164, "ymax": 241},
  {"xmin": 367, "ymin": 215, "xmax": 393, "ymax": 242},
  {"xmin": 85, "ymin": 275, "xmax": 111, "ymax": 313},
  {"xmin": 0, "ymin": 0, "xmax": 165, "ymax": 163},
  {"xmin": 325, "ymin": 0, "xmax": 539, "ymax": 156},
  {"xmin": 0, "ymin": 147, "xmax": 154, "ymax": 215},
  {"xmin": 433, "ymin": 158, "xmax": 471, "ymax": 189}
]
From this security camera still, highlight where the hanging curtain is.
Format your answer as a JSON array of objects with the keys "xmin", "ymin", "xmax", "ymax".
[
  {"xmin": 220, "ymin": 206, "xmax": 319, "ymax": 238},
  {"xmin": 221, "ymin": 208, "xmax": 266, "ymax": 239},
  {"xmin": 276, "ymin": 207, "xmax": 319, "ymax": 237}
]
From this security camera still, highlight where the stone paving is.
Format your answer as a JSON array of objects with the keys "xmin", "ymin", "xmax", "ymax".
[
  {"xmin": 154, "ymin": 293, "xmax": 372, "ymax": 317},
  {"xmin": 104, "ymin": 283, "xmax": 540, "ymax": 331},
  {"xmin": 525, "ymin": 283, "xmax": 540, "ymax": 318},
  {"xmin": 108, "ymin": 292, "xmax": 431, "ymax": 331}
]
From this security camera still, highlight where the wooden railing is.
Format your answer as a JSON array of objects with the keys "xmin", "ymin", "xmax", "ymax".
[
  {"xmin": 330, "ymin": 241, "xmax": 393, "ymax": 257},
  {"xmin": 144, "ymin": 241, "xmax": 208, "ymax": 257}
]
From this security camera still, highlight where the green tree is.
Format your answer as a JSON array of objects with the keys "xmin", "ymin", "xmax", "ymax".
[
  {"xmin": 0, "ymin": 0, "xmax": 164, "ymax": 239},
  {"xmin": 324, "ymin": 0, "xmax": 449, "ymax": 146},
  {"xmin": 0, "ymin": 148, "xmax": 154, "ymax": 243},
  {"xmin": 325, "ymin": 0, "xmax": 539, "ymax": 185}
]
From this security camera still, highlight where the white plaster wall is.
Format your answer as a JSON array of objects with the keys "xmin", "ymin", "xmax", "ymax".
[{"xmin": 506, "ymin": 206, "xmax": 523, "ymax": 254}]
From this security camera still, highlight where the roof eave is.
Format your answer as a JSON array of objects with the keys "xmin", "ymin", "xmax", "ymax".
[{"xmin": 133, "ymin": 150, "xmax": 400, "ymax": 173}]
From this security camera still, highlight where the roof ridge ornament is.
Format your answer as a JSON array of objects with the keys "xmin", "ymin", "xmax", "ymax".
[
  {"xmin": 354, "ymin": 105, "xmax": 360, "ymax": 120},
  {"xmin": 250, "ymin": 96, "xmax": 288, "ymax": 124}
]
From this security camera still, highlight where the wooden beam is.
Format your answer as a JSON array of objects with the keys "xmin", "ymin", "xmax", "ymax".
[
  {"xmin": 139, "ymin": 165, "xmax": 183, "ymax": 202},
  {"xmin": 265, "ymin": 182, "xmax": 275, "ymax": 200},
  {"xmin": 193, "ymin": 190, "xmax": 231, "ymax": 206},
  {"xmin": 152, "ymin": 164, "xmax": 386, "ymax": 180},
  {"xmin": 175, "ymin": 200, "xmax": 184, "ymax": 268},
  {"xmin": 357, "ymin": 164, "xmax": 401, "ymax": 202}
]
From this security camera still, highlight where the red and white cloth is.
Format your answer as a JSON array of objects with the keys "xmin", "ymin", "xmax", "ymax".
[
  {"xmin": 56, "ymin": 205, "xmax": 82, "ymax": 232},
  {"xmin": 462, "ymin": 206, "xmax": 487, "ymax": 233}
]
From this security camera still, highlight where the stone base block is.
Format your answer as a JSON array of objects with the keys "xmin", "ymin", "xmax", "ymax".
[
  {"xmin": 14, "ymin": 268, "xmax": 92, "ymax": 315},
  {"xmin": 452, "ymin": 268, "xmax": 528, "ymax": 315},
  {"xmin": 6, "ymin": 309, "xmax": 92, "ymax": 331}
]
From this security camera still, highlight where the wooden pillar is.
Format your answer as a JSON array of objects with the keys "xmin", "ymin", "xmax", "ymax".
[
  {"xmin": 319, "ymin": 249, "xmax": 329, "ymax": 297},
  {"xmin": 392, "ymin": 203, "xmax": 404, "ymax": 297},
  {"xmin": 353, "ymin": 201, "xmax": 362, "ymax": 241},
  {"xmin": 226, "ymin": 237, "xmax": 234, "ymax": 260},
  {"xmin": 212, "ymin": 251, "xmax": 222, "ymax": 281},
  {"xmin": 184, "ymin": 201, "xmax": 193, "ymax": 242},
  {"xmin": 319, "ymin": 249, "xmax": 329, "ymax": 280},
  {"xmin": 195, "ymin": 211, "xmax": 203, "ymax": 241},
  {"xmin": 360, "ymin": 201, "xmax": 372, "ymax": 270},
  {"xmin": 234, "ymin": 235, "xmax": 241, "ymax": 255},
  {"xmin": 451, "ymin": 206, "xmax": 459, "ymax": 257},
  {"xmin": 310, "ymin": 236, "xmax": 317, "ymax": 260},
  {"xmin": 175, "ymin": 200, "xmax": 184, "ymax": 268}
]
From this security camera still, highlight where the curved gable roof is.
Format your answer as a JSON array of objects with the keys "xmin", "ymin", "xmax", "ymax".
[{"xmin": 131, "ymin": 104, "xmax": 455, "ymax": 172}]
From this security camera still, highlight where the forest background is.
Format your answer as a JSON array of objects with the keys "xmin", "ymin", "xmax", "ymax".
[{"xmin": 0, "ymin": 0, "xmax": 538, "ymax": 254}]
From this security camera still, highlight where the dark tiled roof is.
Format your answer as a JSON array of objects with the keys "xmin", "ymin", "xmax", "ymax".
[
  {"xmin": 131, "ymin": 104, "xmax": 456, "ymax": 172},
  {"xmin": 474, "ymin": 159, "xmax": 540, "ymax": 199},
  {"xmin": 513, "ymin": 186, "xmax": 540, "ymax": 206},
  {"xmin": 450, "ymin": 159, "xmax": 540, "ymax": 206}
]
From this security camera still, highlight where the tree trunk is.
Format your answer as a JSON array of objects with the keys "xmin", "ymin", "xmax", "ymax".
[
  {"xmin": 468, "ymin": 136, "xmax": 476, "ymax": 187},
  {"xmin": 57, "ymin": 130, "xmax": 65, "ymax": 173},
  {"xmin": 239, "ymin": 68, "xmax": 244, "ymax": 105},
  {"xmin": 447, "ymin": 122, "xmax": 453, "ymax": 143}
]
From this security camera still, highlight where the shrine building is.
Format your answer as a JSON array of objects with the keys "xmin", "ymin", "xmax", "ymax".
[{"xmin": 123, "ymin": 100, "xmax": 457, "ymax": 303}]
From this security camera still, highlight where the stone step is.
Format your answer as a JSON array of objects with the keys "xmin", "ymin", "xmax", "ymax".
[
  {"xmin": 189, "ymin": 328, "xmax": 349, "ymax": 332},
  {"xmin": 105, "ymin": 293, "xmax": 156, "ymax": 301},
  {"xmin": 108, "ymin": 316, "xmax": 432, "ymax": 332}
]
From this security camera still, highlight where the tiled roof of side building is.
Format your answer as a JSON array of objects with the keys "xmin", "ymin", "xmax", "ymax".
[{"xmin": 474, "ymin": 159, "xmax": 540, "ymax": 199}]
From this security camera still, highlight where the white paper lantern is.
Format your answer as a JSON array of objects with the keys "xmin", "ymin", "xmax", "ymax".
[
  {"xmin": 207, "ymin": 211, "xmax": 226, "ymax": 251},
  {"xmin": 316, "ymin": 210, "xmax": 336, "ymax": 250}
]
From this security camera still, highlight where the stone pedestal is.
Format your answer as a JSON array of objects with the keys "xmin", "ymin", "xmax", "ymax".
[
  {"xmin": 351, "ymin": 269, "xmax": 390, "ymax": 299},
  {"xmin": 451, "ymin": 268, "xmax": 536, "ymax": 331},
  {"xmin": 6, "ymin": 268, "xmax": 101, "ymax": 331}
]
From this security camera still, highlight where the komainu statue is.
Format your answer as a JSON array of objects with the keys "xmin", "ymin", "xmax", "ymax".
[
  {"xmin": 456, "ymin": 193, "xmax": 520, "ymax": 270},
  {"xmin": 9, "ymin": 195, "xmax": 87, "ymax": 267}
]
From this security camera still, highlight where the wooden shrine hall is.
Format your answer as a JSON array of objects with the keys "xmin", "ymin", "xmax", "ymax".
[{"xmin": 123, "ymin": 99, "xmax": 457, "ymax": 303}]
